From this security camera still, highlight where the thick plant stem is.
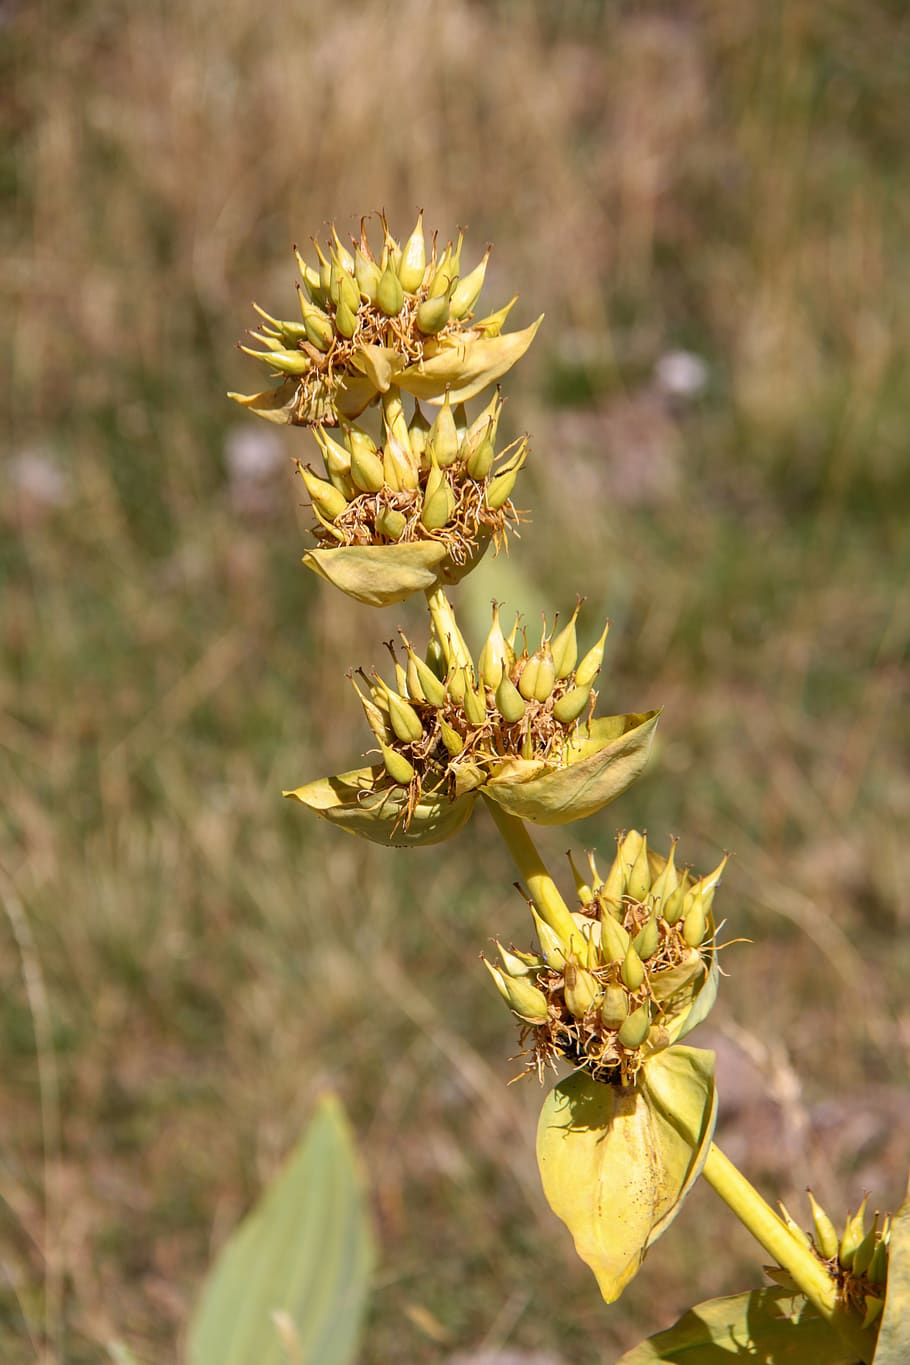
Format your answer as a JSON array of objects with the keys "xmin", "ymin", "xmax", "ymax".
[
  {"xmin": 425, "ymin": 586, "xmax": 471, "ymax": 669},
  {"xmin": 703, "ymin": 1144, "xmax": 874, "ymax": 1362},
  {"xmin": 483, "ymin": 799, "xmax": 579, "ymax": 946}
]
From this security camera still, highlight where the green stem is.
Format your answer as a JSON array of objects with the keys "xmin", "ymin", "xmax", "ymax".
[
  {"xmin": 483, "ymin": 799, "xmax": 579, "ymax": 946},
  {"xmin": 703, "ymin": 1143, "xmax": 874, "ymax": 1362},
  {"xmin": 425, "ymin": 586, "xmax": 471, "ymax": 669}
]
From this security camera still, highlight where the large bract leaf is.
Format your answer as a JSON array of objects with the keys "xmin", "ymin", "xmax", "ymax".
[
  {"xmin": 303, "ymin": 534, "xmax": 491, "ymax": 607},
  {"xmin": 284, "ymin": 765, "xmax": 477, "ymax": 847},
  {"xmin": 536, "ymin": 1046, "xmax": 716, "ymax": 1302},
  {"xmin": 616, "ymin": 1287, "xmax": 856, "ymax": 1364},
  {"xmin": 227, "ymin": 378, "xmax": 301, "ymax": 424},
  {"xmin": 873, "ymin": 1173, "xmax": 910, "ymax": 1364},
  {"xmin": 187, "ymin": 1095, "xmax": 373, "ymax": 1365},
  {"xmin": 484, "ymin": 709, "xmax": 660, "ymax": 825},
  {"xmin": 397, "ymin": 317, "xmax": 544, "ymax": 403}
]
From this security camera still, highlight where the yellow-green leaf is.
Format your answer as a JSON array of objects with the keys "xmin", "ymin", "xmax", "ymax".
[
  {"xmin": 873, "ymin": 1172, "xmax": 910, "ymax": 1364},
  {"xmin": 350, "ymin": 344, "xmax": 405, "ymax": 394},
  {"xmin": 227, "ymin": 379, "xmax": 301, "ymax": 424},
  {"xmin": 536, "ymin": 1046, "xmax": 716, "ymax": 1302},
  {"xmin": 284, "ymin": 765, "xmax": 477, "ymax": 847},
  {"xmin": 397, "ymin": 316, "xmax": 543, "ymax": 404},
  {"xmin": 303, "ymin": 544, "xmax": 450, "ymax": 606},
  {"xmin": 187, "ymin": 1095, "xmax": 373, "ymax": 1365},
  {"xmin": 484, "ymin": 709, "xmax": 660, "ymax": 825},
  {"xmin": 616, "ymin": 1287, "xmax": 856, "ymax": 1364}
]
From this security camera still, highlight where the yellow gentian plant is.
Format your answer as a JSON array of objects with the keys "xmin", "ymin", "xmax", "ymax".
[{"xmin": 234, "ymin": 214, "xmax": 908, "ymax": 1363}]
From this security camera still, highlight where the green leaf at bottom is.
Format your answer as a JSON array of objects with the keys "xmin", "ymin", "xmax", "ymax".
[
  {"xmin": 187, "ymin": 1095, "xmax": 374, "ymax": 1365},
  {"xmin": 616, "ymin": 1287, "xmax": 857, "ymax": 1364},
  {"xmin": 873, "ymin": 1172, "xmax": 910, "ymax": 1363}
]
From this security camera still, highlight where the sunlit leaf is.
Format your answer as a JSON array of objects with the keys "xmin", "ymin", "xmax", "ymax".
[
  {"xmin": 484, "ymin": 709, "xmax": 660, "ymax": 825},
  {"xmin": 536, "ymin": 1046, "xmax": 716, "ymax": 1302},
  {"xmin": 187, "ymin": 1095, "xmax": 373, "ymax": 1365},
  {"xmin": 397, "ymin": 317, "xmax": 543, "ymax": 403},
  {"xmin": 616, "ymin": 1287, "xmax": 856, "ymax": 1364},
  {"xmin": 227, "ymin": 379, "xmax": 301, "ymax": 424},
  {"xmin": 284, "ymin": 765, "xmax": 477, "ymax": 847},
  {"xmin": 303, "ymin": 543, "xmax": 450, "ymax": 606}
]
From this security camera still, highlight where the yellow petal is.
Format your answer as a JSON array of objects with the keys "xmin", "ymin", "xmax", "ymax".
[
  {"xmin": 536, "ymin": 1047, "xmax": 716, "ymax": 1303},
  {"xmin": 484, "ymin": 709, "xmax": 660, "ymax": 825},
  {"xmin": 284, "ymin": 765, "xmax": 476, "ymax": 847},
  {"xmin": 397, "ymin": 317, "xmax": 543, "ymax": 404}
]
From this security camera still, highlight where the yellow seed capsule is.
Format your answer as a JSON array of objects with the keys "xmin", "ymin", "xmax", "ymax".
[
  {"xmin": 385, "ymin": 689, "xmax": 423, "ymax": 745},
  {"xmin": 633, "ymin": 915, "xmax": 660, "ymax": 961},
  {"xmin": 807, "ymin": 1191, "xmax": 840, "ymax": 1260},
  {"xmin": 839, "ymin": 1199, "xmax": 869, "ymax": 1269},
  {"xmin": 563, "ymin": 963, "xmax": 603, "ymax": 1018},
  {"xmin": 495, "ymin": 673, "xmax": 526, "ymax": 723},
  {"xmin": 398, "ymin": 210, "xmax": 427, "ymax": 292},
  {"xmin": 483, "ymin": 959, "xmax": 549, "ymax": 1024},
  {"xmin": 415, "ymin": 290, "xmax": 451, "ymax": 335},
  {"xmin": 402, "ymin": 641, "xmax": 447, "ymax": 708},
  {"xmin": 438, "ymin": 715, "xmax": 464, "ymax": 756},
  {"xmin": 532, "ymin": 644, "xmax": 557, "ymax": 702},
  {"xmin": 868, "ymin": 1239, "xmax": 888, "ymax": 1285},
  {"xmin": 568, "ymin": 851, "xmax": 593, "ymax": 905},
  {"xmin": 462, "ymin": 672, "xmax": 487, "ymax": 728},
  {"xmin": 650, "ymin": 839, "xmax": 679, "ymax": 907},
  {"xmin": 618, "ymin": 1003, "xmax": 651, "ymax": 1049},
  {"xmin": 351, "ymin": 675, "xmax": 391, "ymax": 744},
  {"xmin": 575, "ymin": 623, "xmax": 610, "ymax": 688},
  {"xmin": 294, "ymin": 247, "xmax": 324, "ymax": 305},
  {"xmin": 354, "ymin": 245, "xmax": 381, "ymax": 302},
  {"xmin": 627, "ymin": 837, "xmax": 651, "ymax": 902},
  {"xmin": 377, "ymin": 259, "xmax": 404, "ymax": 316},
  {"xmin": 427, "ymin": 240, "xmax": 455, "ymax": 298},
  {"xmin": 477, "ymin": 603, "xmax": 507, "ymax": 690},
  {"xmin": 663, "ymin": 879, "xmax": 687, "ymax": 926},
  {"xmin": 497, "ymin": 942, "xmax": 537, "ymax": 979},
  {"xmin": 601, "ymin": 838, "xmax": 626, "ymax": 909},
  {"xmin": 380, "ymin": 743, "xmax": 415, "ymax": 786},
  {"xmin": 601, "ymin": 985, "xmax": 629, "ymax": 1028},
  {"xmin": 334, "ymin": 291, "xmax": 358, "ymax": 340},
  {"xmin": 421, "ymin": 458, "xmax": 454, "ymax": 531},
  {"xmin": 552, "ymin": 685, "xmax": 590, "ymax": 725},
  {"xmin": 550, "ymin": 601, "xmax": 581, "ymax": 680},
  {"xmin": 427, "ymin": 391, "xmax": 460, "ymax": 468},
  {"xmin": 408, "ymin": 402, "xmax": 432, "ymax": 464},
  {"xmin": 330, "ymin": 225, "xmax": 355, "ymax": 276},
  {"xmin": 852, "ymin": 1219, "xmax": 879, "ymax": 1277},
  {"xmin": 682, "ymin": 898, "xmax": 708, "ymax": 948},
  {"xmin": 375, "ymin": 506, "xmax": 407, "ymax": 541},
  {"xmin": 349, "ymin": 442, "xmax": 385, "ymax": 493},
  {"xmin": 621, "ymin": 944, "xmax": 645, "ymax": 992},
  {"xmin": 517, "ymin": 654, "xmax": 539, "ymax": 701},
  {"xmin": 599, "ymin": 912, "xmax": 630, "ymax": 963},
  {"xmin": 298, "ymin": 465, "xmax": 349, "ymax": 521},
  {"xmin": 486, "ymin": 465, "xmax": 518, "ymax": 510},
  {"xmin": 450, "ymin": 245, "xmax": 491, "ymax": 319},
  {"xmin": 298, "ymin": 296, "xmax": 334, "ymax": 352},
  {"xmin": 532, "ymin": 910, "xmax": 568, "ymax": 970},
  {"xmin": 466, "ymin": 432, "xmax": 495, "ymax": 480}
]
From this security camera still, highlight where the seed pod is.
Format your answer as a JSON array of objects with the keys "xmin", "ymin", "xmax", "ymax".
[
  {"xmin": 532, "ymin": 643, "xmax": 557, "ymax": 702},
  {"xmin": 380, "ymin": 743, "xmax": 415, "ymax": 786},
  {"xmin": 298, "ymin": 296, "xmax": 334, "ymax": 351},
  {"xmin": 427, "ymin": 240, "xmax": 455, "ymax": 298},
  {"xmin": 298, "ymin": 465, "xmax": 349, "ymax": 521},
  {"xmin": 486, "ymin": 464, "xmax": 518, "ymax": 510},
  {"xmin": 621, "ymin": 944, "xmax": 645, "ymax": 992},
  {"xmin": 868, "ymin": 1238, "xmax": 888, "ymax": 1285},
  {"xmin": 334, "ymin": 291, "xmax": 358, "ymax": 339},
  {"xmin": 839, "ymin": 1199, "xmax": 869, "ymax": 1269},
  {"xmin": 682, "ymin": 897, "xmax": 708, "ymax": 948},
  {"xmin": 351, "ymin": 674, "xmax": 391, "ymax": 745},
  {"xmin": 663, "ymin": 875, "xmax": 687, "ymax": 926},
  {"xmin": 416, "ymin": 285, "xmax": 453, "ymax": 335},
  {"xmin": 425, "ymin": 636, "xmax": 447, "ymax": 681},
  {"xmin": 650, "ymin": 839, "xmax": 679, "ymax": 907},
  {"xmin": 575, "ymin": 623, "xmax": 610, "ymax": 688},
  {"xmin": 375, "ymin": 506, "xmax": 407, "ymax": 541},
  {"xmin": 618, "ymin": 1002, "xmax": 651, "ymax": 1049},
  {"xmin": 552, "ymin": 685, "xmax": 590, "ymax": 725},
  {"xmin": 599, "ymin": 912, "xmax": 630, "ymax": 962},
  {"xmin": 477, "ymin": 603, "xmax": 508, "ymax": 690},
  {"xmin": 600, "ymin": 837, "xmax": 626, "ymax": 910},
  {"xmin": 497, "ymin": 941, "xmax": 537, "ymax": 980},
  {"xmin": 446, "ymin": 664, "xmax": 467, "ymax": 704},
  {"xmin": 627, "ymin": 837, "xmax": 651, "ymax": 903},
  {"xmin": 349, "ymin": 442, "xmax": 385, "ymax": 493},
  {"xmin": 551, "ymin": 601, "xmax": 581, "ymax": 680},
  {"xmin": 408, "ymin": 402, "xmax": 432, "ymax": 463},
  {"xmin": 483, "ymin": 959, "xmax": 549, "ymax": 1024},
  {"xmin": 294, "ymin": 247, "xmax": 324, "ymax": 305},
  {"xmin": 385, "ymin": 688, "xmax": 424, "ymax": 745},
  {"xmin": 568, "ymin": 851, "xmax": 593, "ymax": 905},
  {"xmin": 495, "ymin": 673, "xmax": 526, "ymax": 723},
  {"xmin": 466, "ymin": 431, "xmax": 495, "ymax": 480},
  {"xmin": 354, "ymin": 245, "xmax": 381, "ymax": 302},
  {"xmin": 241, "ymin": 344, "xmax": 311, "ymax": 375},
  {"xmin": 427, "ymin": 391, "xmax": 460, "ymax": 468},
  {"xmin": 330, "ymin": 225, "xmax": 355, "ymax": 276},
  {"xmin": 601, "ymin": 985, "xmax": 630, "ymax": 1028},
  {"xmin": 450, "ymin": 245, "xmax": 491, "ymax": 319},
  {"xmin": 806, "ymin": 1192, "xmax": 839, "ymax": 1260},
  {"xmin": 402, "ymin": 640, "xmax": 447, "ymax": 708},
  {"xmin": 421, "ymin": 458, "xmax": 454, "ymax": 531},
  {"xmin": 564, "ymin": 963, "xmax": 603, "ymax": 1018},
  {"xmin": 852, "ymin": 1219, "xmax": 879, "ymax": 1278},
  {"xmin": 633, "ymin": 915, "xmax": 660, "ymax": 961},
  {"xmin": 438, "ymin": 716, "xmax": 464, "ymax": 756},
  {"xmin": 462, "ymin": 672, "xmax": 487, "ymax": 728},
  {"xmin": 398, "ymin": 210, "xmax": 426, "ymax": 292},
  {"xmin": 377, "ymin": 259, "xmax": 404, "ymax": 316}
]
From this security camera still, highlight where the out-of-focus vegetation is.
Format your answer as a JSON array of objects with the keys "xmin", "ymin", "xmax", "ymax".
[{"xmin": 2, "ymin": 2, "xmax": 908, "ymax": 1361}]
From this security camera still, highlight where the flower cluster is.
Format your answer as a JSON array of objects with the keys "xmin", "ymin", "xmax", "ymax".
[{"xmin": 485, "ymin": 831, "xmax": 724, "ymax": 1084}]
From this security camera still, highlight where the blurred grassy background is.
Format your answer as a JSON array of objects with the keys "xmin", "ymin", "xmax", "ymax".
[{"xmin": 2, "ymin": 1, "xmax": 909, "ymax": 1361}]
